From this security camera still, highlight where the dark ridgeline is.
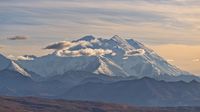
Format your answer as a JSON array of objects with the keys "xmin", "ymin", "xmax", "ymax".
[{"xmin": 1, "ymin": 70, "xmax": 200, "ymax": 106}]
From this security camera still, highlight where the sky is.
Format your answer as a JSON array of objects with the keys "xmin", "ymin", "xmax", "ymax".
[{"xmin": 0, "ymin": 0, "xmax": 200, "ymax": 75}]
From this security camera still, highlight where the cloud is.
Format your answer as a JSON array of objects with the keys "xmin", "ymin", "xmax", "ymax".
[
  {"xmin": 56, "ymin": 48, "xmax": 114, "ymax": 57},
  {"xmin": 192, "ymin": 59, "xmax": 200, "ymax": 62},
  {"xmin": 7, "ymin": 55, "xmax": 15, "ymax": 60},
  {"xmin": 167, "ymin": 59, "xmax": 175, "ymax": 62},
  {"xmin": 125, "ymin": 49, "xmax": 146, "ymax": 56},
  {"xmin": 7, "ymin": 35, "xmax": 29, "ymax": 40},
  {"xmin": 44, "ymin": 39, "xmax": 97, "ymax": 50},
  {"xmin": 44, "ymin": 38, "xmax": 114, "ymax": 57},
  {"xmin": 17, "ymin": 55, "xmax": 35, "ymax": 60},
  {"xmin": 1, "ymin": 0, "xmax": 200, "ymax": 45},
  {"xmin": 6, "ymin": 54, "xmax": 37, "ymax": 60},
  {"xmin": 44, "ymin": 41, "xmax": 75, "ymax": 50}
]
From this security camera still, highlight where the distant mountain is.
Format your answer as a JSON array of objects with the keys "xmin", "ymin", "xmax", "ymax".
[
  {"xmin": 0, "ymin": 55, "xmax": 130, "ymax": 97},
  {"xmin": 63, "ymin": 77, "xmax": 200, "ymax": 106},
  {"xmin": 1, "ymin": 65, "xmax": 199, "ymax": 107},
  {"xmin": 0, "ymin": 54, "xmax": 30, "ymax": 77},
  {"xmin": 0, "ymin": 54, "xmax": 35, "ymax": 96},
  {"xmin": 47, "ymin": 71, "xmax": 131, "ymax": 86},
  {"xmin": 0, "ymin": 54, "xmax": 33, "ymax": 94},
  {"xmin": 0, "ymin": 54, "xmax": 67, "ymax": 97},
  {"xmin": 0, "ymin": 54, "xmax": 126, "ymax": 97},
  {"xmin": 17, "ymin": 35, "xmax": 199, "ymax": 82},
  {"xmin": 0, "ymin": 96, "xmax": 200, "ymax": 112}
]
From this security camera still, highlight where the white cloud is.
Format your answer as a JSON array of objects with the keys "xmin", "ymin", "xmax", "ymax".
[
  {"xmin": 167, "ymin": 59, "xmax": 175, "ymax": 62},
  {"xmin": 45, "ymin": 41, "xmax": 75, "ymax": 50},
  {"xmin": 44, "ymin": 39, "xmax": 100, "ymax": 50},
  {"xmin": 78, "ymin": 41, "xmax": 93, "ymax": 48},
  {"xmin": 17, "ymin": 56, "xmax": 34, "ymax": 60},
  {"xmin": 17, "ymin": 55, "xmax": 37, "ymax": 60},
  {"xmin": 56, "ymin": 48, "xmax": 114, "ymax": 57},
  {"xmin": 6, "ymin": 55, "xmax": 35, "ymax": 60},
  {"xmin": 1, "ymin": 0, "xmax": 200, "ymax": 45},
  {"xmin": 192, "ymin": 59, "xmax": 200, "ymax": 62},
  {"xmin": 7, "ymin": 55, "xmax": 15, "ymax": 60},
  {"xmin": 125, "ymin": 49, "xmax": 145, "ymax": 56}
]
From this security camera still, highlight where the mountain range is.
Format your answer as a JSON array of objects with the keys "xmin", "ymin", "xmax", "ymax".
[{"xmin": 0, "ymin": 35, "xmax": 200, "ymax": 106}]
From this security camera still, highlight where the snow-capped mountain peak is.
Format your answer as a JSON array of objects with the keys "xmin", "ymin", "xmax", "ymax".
[
  {"xmin": 76, "ymin": 35, "xmax": 95, "ymax": 42},
  {"xmin": 16, "ymin": 35, "xmax": 198, "ymax": 82},
  {"xmin": 110, "ymin": 35, "xmax": 133, "ymax": 51},
  {"xmin": 111, "ymin": 35, "xmax": 127, "ymax": 44}
]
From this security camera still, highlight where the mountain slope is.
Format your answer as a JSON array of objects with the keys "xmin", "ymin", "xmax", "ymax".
[
  {"xmin": 1, "ymin": 53, "xmax": 200, "ymax": 106},
  {"xmin": 17, "ymin": 55, "xmax": 128, "ymax": 77},
  {"xmin": 0, "ymin": 54, "xmax": 67, "ymax": 97},
  {"xmin": 0, "ymin": 54, "xmax": 30, "ymax": 77}
]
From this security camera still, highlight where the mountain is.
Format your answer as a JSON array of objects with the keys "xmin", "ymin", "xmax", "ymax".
[
  {"xmin": 0, "ymin": 54, "xmax": 37, "ymax": 96},
  {"xmin": 0, "ymin": 54, "xmax": 126, "ymax": 97},
  {"xmin": 0, "ymin": 54, "xmax": 30, "ymax": 77},
  {"xmin": 0, "ymin": 96, "xmax": 200, "ymax": 112},
  {"xmin": 17, "ymin": 55, "xmax": 128, "ymax": 78},
  {"xmin": 47, "ymin": 70, "xmax": 136, "ymax": 87},
  {"xmin": 62, "ymin": 77, "xmax": 200, "ymax": 106},
  {"xmin": 0, "ymin": 49, "xmax": 200, "ymax": 106},
  {"xmin": 17, "ymin": 35, "xmax": 199, "ymax": 82},
  {"xmin": 0, "ymin": 54, "xmax": 69, "ymax": 97}
]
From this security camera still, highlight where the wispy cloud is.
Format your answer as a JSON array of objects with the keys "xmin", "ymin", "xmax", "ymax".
[
  {"xmin": 167, "ymin": 59, "xmax": 175, "ymax": 62},
  {"xmin": 0, "ymin": 0, "xmax": 200, "ymax": 45},
  {"xmin": 193, "ymin": 59, "xmax": 200, "ymax": 62},
  {"xmin": 7, "ymin": 35, "xmax": 29, "ymax": 40},
  {"xmin": 44, "ymin": 41, "xmax": 74, "ymax": 50},
  {"xmin": 44, "ymin": 39, "xmax": 99, "ymax": 50},
  {"xmin": 56, "ymin": 48, "xmax": 114, "ymax": 57}
]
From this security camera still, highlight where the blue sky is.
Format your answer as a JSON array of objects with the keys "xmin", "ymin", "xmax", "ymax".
[{"xmin": 0, "ymin": 0, "xmax": 200, "ymax": 75}]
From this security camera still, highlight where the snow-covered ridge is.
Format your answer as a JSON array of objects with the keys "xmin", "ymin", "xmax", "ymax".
[
  {"xmin": 16, "ymin": 35, "xmax": 197, "ymax": 81},
  {"xmin": 8, "ymin": 61, "xmax": 30, "ymax": 77},
  {"xmin": 0, "ymin": 54, "xmax": 30, "ymax": 77}
]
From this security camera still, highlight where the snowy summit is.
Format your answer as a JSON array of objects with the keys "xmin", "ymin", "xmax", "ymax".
[{"xmin": 15, "ymin": 35, "xmax": 195, "ymax": 82}]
